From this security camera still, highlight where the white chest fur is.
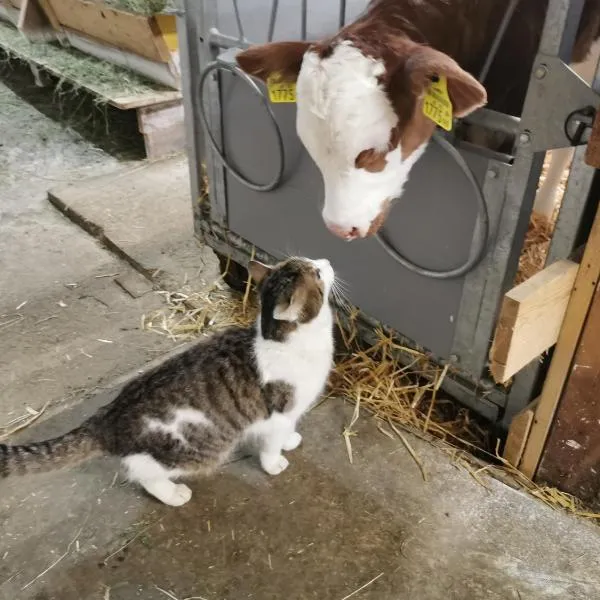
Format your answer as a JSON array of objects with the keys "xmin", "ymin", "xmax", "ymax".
[{"xmin": 253, "ymin": 307, "xmax": 334, "ymax": 418}]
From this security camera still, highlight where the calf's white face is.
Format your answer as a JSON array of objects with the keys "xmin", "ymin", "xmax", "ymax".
[
  {"xmin": 236, "ymin": 38, "xmax": 487, "ymax": 240},
  {"xmin": 295, "ymin": 42, "xmax": 427, "ymax": 240}
]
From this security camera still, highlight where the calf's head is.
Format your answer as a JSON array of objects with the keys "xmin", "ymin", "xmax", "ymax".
[{"xmin": 237, "ymin": 38, "xmax": 486, "ymax": 240}]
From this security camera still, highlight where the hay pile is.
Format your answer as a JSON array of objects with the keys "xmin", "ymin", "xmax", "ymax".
[{"xmin": 0, "ymin": 21, "xmax": 166, "ymax": 100}]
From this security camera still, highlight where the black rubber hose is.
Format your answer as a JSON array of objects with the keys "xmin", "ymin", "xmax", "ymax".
[{"xmin": 374, "ymin": 132, "xmax": 490, "ymax": 279}]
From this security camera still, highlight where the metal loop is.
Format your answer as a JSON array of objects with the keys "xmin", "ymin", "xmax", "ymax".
[
  {"xmin": 375, "ymin": 133, "xmax": 490, "ymax": 279},
  {"xmin": 198, "ymin": 61, "xmax": 285, "ymax": 193}
]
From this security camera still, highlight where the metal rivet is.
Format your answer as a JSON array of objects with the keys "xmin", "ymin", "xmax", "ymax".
[
  {"xmin": 449, "ymin": 354, "xmax": 460, "ymax": 364},
  {"xmin": 519, "ymin": 131, "xmax": 531, "ymax": 145},
  {"xmin": 535, "ymin": 64, "xmax": 548, "ymax": 79},
  {"xmin": 487, "ymin": 168, "xmax": 498, "ymax": 179}
]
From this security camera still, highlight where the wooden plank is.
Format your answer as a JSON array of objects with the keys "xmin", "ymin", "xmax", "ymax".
[
  {"xmin": 35, "ymin": 0, "xmax": 63, "ymax": 32},
  {"xmin": 503, "ymin": 401, "xmax": 537, "ymax": 468},
  {"xmin": 64, "ymin": 28, "xmax": 180, "ymax": 89},
  {"xmin": 520, "ymin": 203, "xmax": 600, "ymax": 479},
  {"xmin": 45, "ymin": 0, "xmax": 170, "ymax": 63},
  {"xmin": 137, "ymin": 100, "xmax": 185, "ymax": 161},
  {"xmin": 489, "ymin": 259, "xmax": 579, "ymax": 384},
  {"xmin": 17, "ymin": 0, "xmax": 56, "ymax": 41},
  {"xmin": 537, "ymin": 282, "xmax": 600, "ymax": 504}
]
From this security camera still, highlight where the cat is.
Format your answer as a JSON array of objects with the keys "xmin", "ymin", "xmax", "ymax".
[{"xmin": 0, "ymin": 256, "xmax": 336, "ymax": 507}]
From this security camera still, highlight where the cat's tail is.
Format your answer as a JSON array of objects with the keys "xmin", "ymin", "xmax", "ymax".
[{"xmin": 0, "ymin": 427, "xmax": 101, "ymax": 478}]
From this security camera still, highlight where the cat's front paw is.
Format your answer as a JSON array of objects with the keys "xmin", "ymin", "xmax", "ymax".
[
  {"xmin": 283, "ymin": 432, "xmax": 302, "ymax": 451},
  {"xmin": 165, "ymin": 483, "xmax": 193, "ymax": 506},
  {"xmin": 260, "ymin": 453, "xmax": 289, "ymax": 476}
]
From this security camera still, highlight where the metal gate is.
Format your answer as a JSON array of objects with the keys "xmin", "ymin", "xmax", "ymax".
[{"xmin": 176, "ymin": 0, "xmax": 600, "ymax": 425}]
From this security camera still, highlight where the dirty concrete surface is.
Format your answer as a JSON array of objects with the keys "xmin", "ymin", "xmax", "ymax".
[
  {"xmin": 0, "ymin": 61, "xmax": 215, "ymax": 426},
  {"xmin": 3, "ymin": 397, "xmax": 600, "ymax": 600},
  {"xmin": 2, "ymin": 54, "xmax": 600, "ymax": 600}
]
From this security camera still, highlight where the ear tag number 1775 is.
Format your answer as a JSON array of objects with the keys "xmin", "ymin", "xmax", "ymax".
[
  {"xmin": 423, "ymin": 75, "xmax": 453, "ymax": 131},
  {"xmin": 267, "ymin": 74, "xmax": 296, "ymax": 103}
]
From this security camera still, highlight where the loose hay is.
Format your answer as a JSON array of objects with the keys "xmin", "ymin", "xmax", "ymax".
[{"xmin": 142, "ymin": 267, "xmax": 258, "ymax": 341}]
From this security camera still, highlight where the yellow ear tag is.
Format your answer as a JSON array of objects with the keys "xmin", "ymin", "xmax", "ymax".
[
  {"xmin": 267, "ymin": 73, "xmax": 296, "ymax": 103},
  {"xmin": 423, "ymin": 75, "xmax": 453, "ymax": 131}
]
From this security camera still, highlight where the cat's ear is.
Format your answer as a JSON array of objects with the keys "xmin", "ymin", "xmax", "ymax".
[
  {"xmin": 273, "ymin": 288, "xmax": 306, "ymax": 322},
  {"xmin": 248, "ymin": 260, "xmax": 272, "ymax": 285}
]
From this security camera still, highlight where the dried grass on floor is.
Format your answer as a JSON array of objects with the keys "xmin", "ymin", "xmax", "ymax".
[
  {"xmin": 142, "ymin": 266, "xmax": 258, "ymax": 341},
  {"xmin": 329, "ymin": 313, "xmax": 492, "ymax": 454}
]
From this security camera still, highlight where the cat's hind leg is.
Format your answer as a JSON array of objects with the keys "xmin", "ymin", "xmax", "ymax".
[{"xmin": 123, "ymin": 453, "xmax": 192, "ymax": 507}]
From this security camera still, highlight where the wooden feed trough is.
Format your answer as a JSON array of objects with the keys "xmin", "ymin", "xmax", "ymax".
[
  {"xmin": 0, "ymin": 0, "xmax": 180, "ymax": 88},
  {"xmin": 0, "ymin": 18, "xmax": 184, "ymax": 160}
]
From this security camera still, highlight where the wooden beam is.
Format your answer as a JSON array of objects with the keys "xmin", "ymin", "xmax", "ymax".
[
  {"xmin": 137, "ymin": 100, "xmax": 185, "ymax": 161},
  {"xmin": 537, "ymin": 283, "xmax": 600, "ymax": 501},
  {"xmin": 520, "ymin": 203, "xmax": 600, "ymax": 479},
  {"xmin": 489, "ymin": 259, "xmax": 579, "ymax": 384},
  {"xmin": 17, "ymin": 0, "xmax": 56, "ymax": 42},
  {"xmin": 45, "ymin": 0, "xmax": 171, "ymax": 63},
  {"xmin": 503, "ymin": 400, "xmax": 537, "ymax": 468}
]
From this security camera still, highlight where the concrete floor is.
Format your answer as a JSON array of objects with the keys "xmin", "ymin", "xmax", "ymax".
[{"xmin": 2, "ymin": 59, "xmax": 600, "ymax": 600}]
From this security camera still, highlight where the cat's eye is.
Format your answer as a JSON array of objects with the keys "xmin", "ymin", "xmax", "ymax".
[{"xmin": 315, "ymin": 269, "xmax": 321, "ymax": 279}]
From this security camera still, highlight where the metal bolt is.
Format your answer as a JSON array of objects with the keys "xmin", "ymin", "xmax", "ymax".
[
  {"xmin": 535, "ymin": 64, "xmax": 548, "ymax": 79},
  {"xmin": 449, "ymin": 354, "xmax": 460, "ymax": 364},
  {"xmin": 486, "ymin": 168, "xmax": 498, "ymax": 179},
  {"xmin": 519, "ymin": 131, "xmax": 531, "ymax": 145}
]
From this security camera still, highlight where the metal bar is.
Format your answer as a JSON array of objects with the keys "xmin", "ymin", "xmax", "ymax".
[
  {"xmin": 232, "ymin": 0, "xmax": 246, "ymax": 42},
  {"xmin": 451, "ymin": 161, "xmax": 510, "ymax": 376},
  {"xmin": 338, "ymin": 0, "xmax": 346, "ymax": 28},
  {"xmin": 195, "ymin": 2, "xmax": 228, "ymax": 225},
  {"xmin": 478, "ymin": 0, "xmax": 521, "ymax": 83},
  {"xmin": 178, "ymin": 0, "xmax": 203, "ymax": 220},
  {"xmin": 462, "ymin": 109, "xmax": 521, "ymax": 138},
  {"xmin": 538, "ymin": 0, "xmax": 585, "ymax": 61},
  {"xmin": 267, "ymin": 0, "xmax": 279, "ymax": 42},
  {"xmin": 301, "ymin": 0, "xmax": 308, "ymax": 41},
  {"xmin": 545, "ymin": 146, "xmax": 595, "ymax": 263},
  {"xmin": 467, "ymin": 150, "xmax": 545, "ymax": 381},
  {"xmin": 209, "ymin": 29, "xmax": 250, "ymax": 50},
  {"xmin": 545, "ymin": 44, "xmax": 600, "ymax": 264}
]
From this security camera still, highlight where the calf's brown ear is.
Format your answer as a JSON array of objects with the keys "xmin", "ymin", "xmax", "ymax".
[
  {"xmin": 236, "ymin": 41, "xmax": 312, "ymax": 83},
  {"xmin": 406, "ymin": 45, "xmax": 487, "ymax": 117}
]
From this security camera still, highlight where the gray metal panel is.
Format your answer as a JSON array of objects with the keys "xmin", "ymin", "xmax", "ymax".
[
  {"xmin": 220, "ymin": 72, "xmax": 492, "ymax": 358},
  {"xmin": 217, "ymin": 0, "xmax": 368, "ymax": 43}
]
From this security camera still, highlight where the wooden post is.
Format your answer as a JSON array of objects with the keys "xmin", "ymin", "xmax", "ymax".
[{"xmin": 520, "ymin": 202, "xmax": 600, "ymax": 479}]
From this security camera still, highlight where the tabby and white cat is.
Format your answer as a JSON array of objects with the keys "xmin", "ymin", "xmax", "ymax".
[{"xmin": 0, "ymin": 257, "xmax": 336, "ymax": 506}]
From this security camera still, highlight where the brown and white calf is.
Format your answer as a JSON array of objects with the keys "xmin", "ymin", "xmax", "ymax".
[{"xmin": 236, "ymin": 0, "xmax": 600, "ymax": 240}]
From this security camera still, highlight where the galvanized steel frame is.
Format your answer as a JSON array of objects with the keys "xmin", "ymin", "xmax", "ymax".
[{"xmin": 178, "ymin": 0, "xmax": 600, "ymax": 425}]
